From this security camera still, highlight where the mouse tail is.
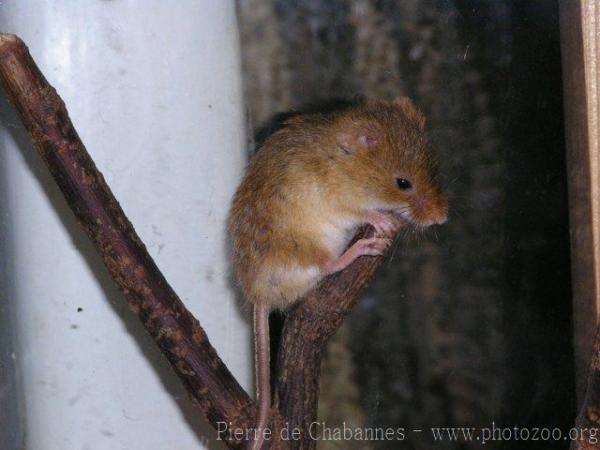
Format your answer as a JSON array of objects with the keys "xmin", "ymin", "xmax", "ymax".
[{"xmin": 251, "ymin": 304, "xmax": 271, "ymax": 450}]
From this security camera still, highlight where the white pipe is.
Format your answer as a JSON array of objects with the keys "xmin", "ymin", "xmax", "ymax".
[{"xmin": 0, "ymin": 2, "xmax": 250, "ymax": 449}]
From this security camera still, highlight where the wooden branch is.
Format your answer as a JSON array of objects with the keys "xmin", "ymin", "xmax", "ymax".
[
  {"xmin": 274, "ymin": 228, "xmax": 385, "ymax": 450},
  {"xmin": 560, "ymin": 0, "xmax": 600, "ymax": 402},
  {"xmin": 0, "ymin": 34, "xmax": 254, "ymax": 449},
  {"xmin": 561, "ymin": 3, "xmax": 600, "ymax": 449}
]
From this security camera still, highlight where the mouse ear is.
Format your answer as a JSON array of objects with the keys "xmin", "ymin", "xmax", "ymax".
[
  {"xmin": 338, "ymin": 132, "xmax": 378, "ymax": 155},
  {"xmin": 394, "ymin": 96, "xmax": 426, "ymax": 130}
]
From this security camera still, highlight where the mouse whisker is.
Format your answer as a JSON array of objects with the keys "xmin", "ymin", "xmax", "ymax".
[{"xmin": 387, "ymin": 238, "xmax": 402, "ymax": 266}]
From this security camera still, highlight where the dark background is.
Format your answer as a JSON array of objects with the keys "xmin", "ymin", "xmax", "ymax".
[{"xmin": 237, "ymin": 1, "xmax": 573, "ymax": 448}]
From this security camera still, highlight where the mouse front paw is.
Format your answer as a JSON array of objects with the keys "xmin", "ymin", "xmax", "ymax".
[
  {"xmin": 366, "ymin": 211, "xmax": 400, "ymax": 237},
  {"xmin": 353, "ymin": 236, "xmax": 392, "ymax": 256},
  {"xmin": 323, "ymin": 237, "xmax": 391, "ymax": 274}
]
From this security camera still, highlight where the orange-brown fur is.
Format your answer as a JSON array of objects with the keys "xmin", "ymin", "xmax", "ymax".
[{"xmin": 229, "ymin": 97, "xmax": 447, "ymax": 308}]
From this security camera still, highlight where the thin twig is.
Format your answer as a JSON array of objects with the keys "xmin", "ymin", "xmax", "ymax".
[
  {"xmin": 275, "ymin": 227, "xmax": 386, "ymax": 450},
  {"xmin": 0, "ymin": 33, "xmax": 254, "ymax": 449}
]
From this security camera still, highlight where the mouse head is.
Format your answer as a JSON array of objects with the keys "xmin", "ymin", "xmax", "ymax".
[{"xmin": 334, "ymin": 97, "xmax": 448, "ymax": 227}]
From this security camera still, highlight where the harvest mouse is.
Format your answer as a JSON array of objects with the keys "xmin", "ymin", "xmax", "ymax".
[{"xmin": 228, "ymin": 97, "xmax": 448, "ymax": 449}]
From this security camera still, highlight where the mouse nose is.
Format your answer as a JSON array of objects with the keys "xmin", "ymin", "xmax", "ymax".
[
  {"xmin": 433, "ymin": 196, "xmax": 449, "ymax": 224},
  {"xmin": 425, "ymin": 209, "xmax": 447, "ymax": 226},
  {"xmin": 433, "ymin": 212, "xmax": 447, "ymax": 225},
  {"xmin": 413, "ymin": 193, "xmax": 448, "ymax": 226}
]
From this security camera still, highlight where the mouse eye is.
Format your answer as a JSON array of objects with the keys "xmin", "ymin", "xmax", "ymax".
[{"xmin": 396, "ymin": 178, "xmax": 413, "ymax": 190}]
